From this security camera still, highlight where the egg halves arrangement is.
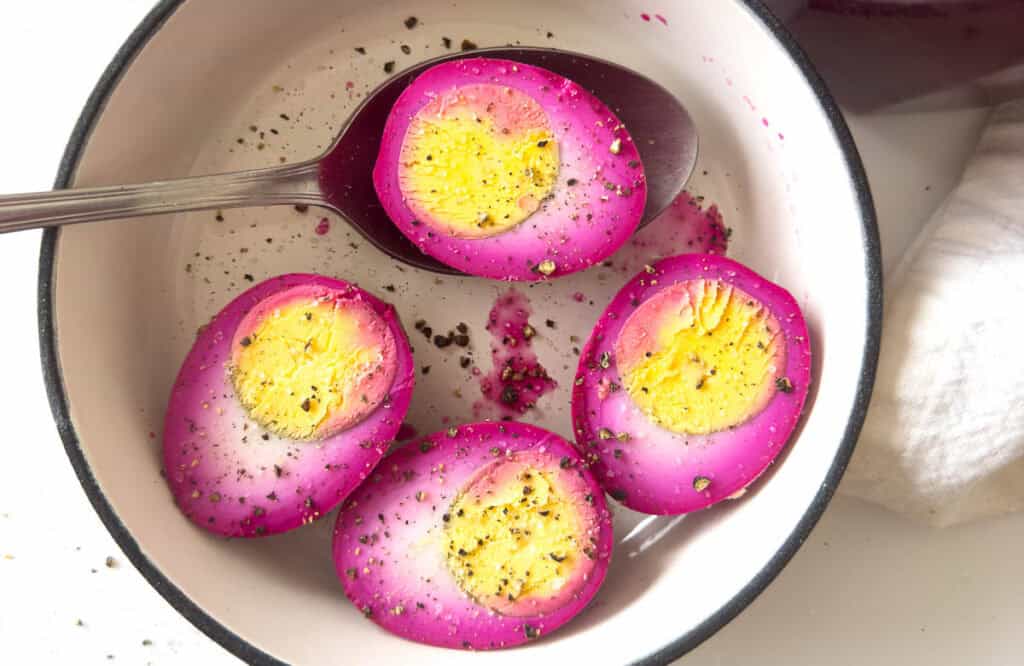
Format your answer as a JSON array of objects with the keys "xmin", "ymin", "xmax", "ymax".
[
  {"xmin": 373, "ymin": 57, "xmax": 647, "ymax": 280},
  {"xmin": 162, "ymin": 274, "xmax": 415, "ymax": 537},
  {"xmin": 572, "ymin": 254, "xmax": 811, "ymax": 515},
  {"xmin": 161, "ymin": 56, "xmax": 812, "ymax": 652},
  {"xmin": 333, "ymin": 422, "xmax": 613, "ymax": 650}
]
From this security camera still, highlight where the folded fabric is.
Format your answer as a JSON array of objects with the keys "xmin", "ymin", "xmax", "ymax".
[{"xmin": 840, "ymin": 100, "xmax": 1024, "ymax": 527}]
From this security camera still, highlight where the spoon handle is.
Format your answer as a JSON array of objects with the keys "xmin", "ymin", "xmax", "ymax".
[{"xmin": 0, "ymin": 160, "xmax": 323, "ymax": 234}]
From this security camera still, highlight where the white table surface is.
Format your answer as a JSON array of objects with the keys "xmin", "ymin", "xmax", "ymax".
[{"xmin": 1, "ymin": 2, "xmax": 1022, "ymax": 665}]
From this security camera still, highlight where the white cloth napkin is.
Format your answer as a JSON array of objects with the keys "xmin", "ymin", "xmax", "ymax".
[{"xmin": 840, "ymin": 100, "xmax": 1024, "ymax": 527}]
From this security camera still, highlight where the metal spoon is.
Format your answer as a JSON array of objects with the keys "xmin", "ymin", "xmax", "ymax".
[{"xmin": 0, "ymin": 46, "xmax": 697, "ymax": 275}]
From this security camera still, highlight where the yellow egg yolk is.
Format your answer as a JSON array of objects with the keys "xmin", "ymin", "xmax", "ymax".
[
  {"xmin": 231, "ymin": 296, "xmax": 394, "ymax": 440},
  {"xmin": 444, "ymin": 460, "xmax": 587, "ymax": 615},
  {"xmin": 398, "ymin": 84, "xmax": 559, "ymax": 238},
  {"xmin": 615, "ymin": 280, "xmax": 785, "ymax": 435}
]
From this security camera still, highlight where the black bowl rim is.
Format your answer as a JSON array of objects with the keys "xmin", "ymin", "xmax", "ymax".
[{"xmin": 36, "ymin": 1, "xmax": 881, "ymax": 664}]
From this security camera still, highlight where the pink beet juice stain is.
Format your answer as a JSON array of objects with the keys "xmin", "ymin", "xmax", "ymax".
[
  {"xmin": 477, "ymin": 289, "xmax": 556, "ymax": 417},
  {"xmin": 315, "ymin": 217, "xmax": 331, "ymax": 235},
  {"xmin": 612, "ymin": 191, "xmax": 729, "ymax": 274},
  {"xmin": 396, "ymin": 423, "xmax": 419, "ymax": 442}
]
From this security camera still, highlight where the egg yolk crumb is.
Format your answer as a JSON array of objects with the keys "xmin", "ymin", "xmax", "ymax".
[
  {"xmin": 615, "ymin": 279, "xmax": 785, "ymax": 435},
  {"xmin": 231, "ymin": 293, "xmax": 395, "ymax": 440},
  {"xmin": 398, "ymin": 83, "xmax": 559, "ymax": 239},
  {"xmin": 444, "ymin": 457, "xmax": 589, "ymax": 615}
]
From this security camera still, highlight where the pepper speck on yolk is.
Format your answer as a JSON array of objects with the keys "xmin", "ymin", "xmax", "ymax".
[
  {"xmin": 615, "ymin": 280, "xmax": 786, "ymax": 435},
  {"xmin": 230, "ymin": 294, "xmax": 396, "ymax": 440},
  {"xmin": 398, "ymin": 84, "xmax": 559, "ymax": 239},
  {"xmin": 444, "ymin": 456, "xmax": 589, "ymax": 616}
]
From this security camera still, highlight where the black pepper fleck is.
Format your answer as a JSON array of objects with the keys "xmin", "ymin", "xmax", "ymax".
[{"xmin": 500, "ymin": 386, "xmax": 519, "ymax": 405}]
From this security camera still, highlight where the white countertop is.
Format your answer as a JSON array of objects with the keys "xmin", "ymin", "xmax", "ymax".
[{"xmin": 1, "ymin": 2, "xmax": 1021, "ymax": 665}]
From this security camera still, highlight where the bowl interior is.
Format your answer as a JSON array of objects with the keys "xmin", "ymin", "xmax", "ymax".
[{"xmin": 46, "ymin": 0, "xmax": 874, "ymax": 663}]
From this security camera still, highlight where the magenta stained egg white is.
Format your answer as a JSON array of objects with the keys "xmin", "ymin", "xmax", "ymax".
[
  {"xmin": 572, "ymin": 254, "xmax": 811, "ymax": 514},
  {"xmin": 163, "ymin": 274, "xmax": 415, "ymax": 537},
  {"xmin": 333, "ymin": 421, "xmax": 613, "ymax": 650},
  {"xmin": 373, "ymin": 57, "xmax": 647, "ymax": 280}
]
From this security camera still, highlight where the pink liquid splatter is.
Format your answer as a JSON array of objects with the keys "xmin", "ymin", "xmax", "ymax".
[
  {"xmin": 743, "ymin": 95, "xmax": 756, "ymax": 111},
  {"xmin": 396, "ymin": 423, "xmax": 418, "ymax": 442},
  {"xmin": 762, "ymin": 117, "xmax": 770, "ymax": 127},
  {"xmin": 778, "ymin": 132, "xmax": 786, "ymax": 141},
  {"xmin": 315, "ymin": 217, "xmax": 331, "ymax": 235},
  {"xmin": 476, "ymin": 289, "xmax": 556, "ymax": 417},
  {"xmin": 641, "ymin": 13, "xmax": 651, "ymax": 21},
  {"xmin": 611, "ymin": 191, "xmax": 729, "ymax": 274},
  {"xmin": 655, "ymin": 13, "xmax": 668, "ymax": 25},
  {"xmin": 572, "ymin": 291, "xmax": 585, "ymax": 303}
]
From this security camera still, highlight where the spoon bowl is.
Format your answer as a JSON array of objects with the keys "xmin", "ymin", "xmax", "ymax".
[
  {"xmin": 319, "ymin": 46, "xmax": 698, "ymax": 273},
  {"xmin": 0, "ymin": 47, "xmax": 696, "ymax": 275}
]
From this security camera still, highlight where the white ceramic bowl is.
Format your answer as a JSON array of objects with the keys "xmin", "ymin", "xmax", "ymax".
[{"xmin": 39, "ymin": 1, "xmax": 880, "ymax": 663}]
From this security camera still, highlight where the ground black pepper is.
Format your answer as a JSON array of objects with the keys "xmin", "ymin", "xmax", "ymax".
[{"xmin": 500, "ymin": 386, "xmax": 519, "ymax": 405}]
